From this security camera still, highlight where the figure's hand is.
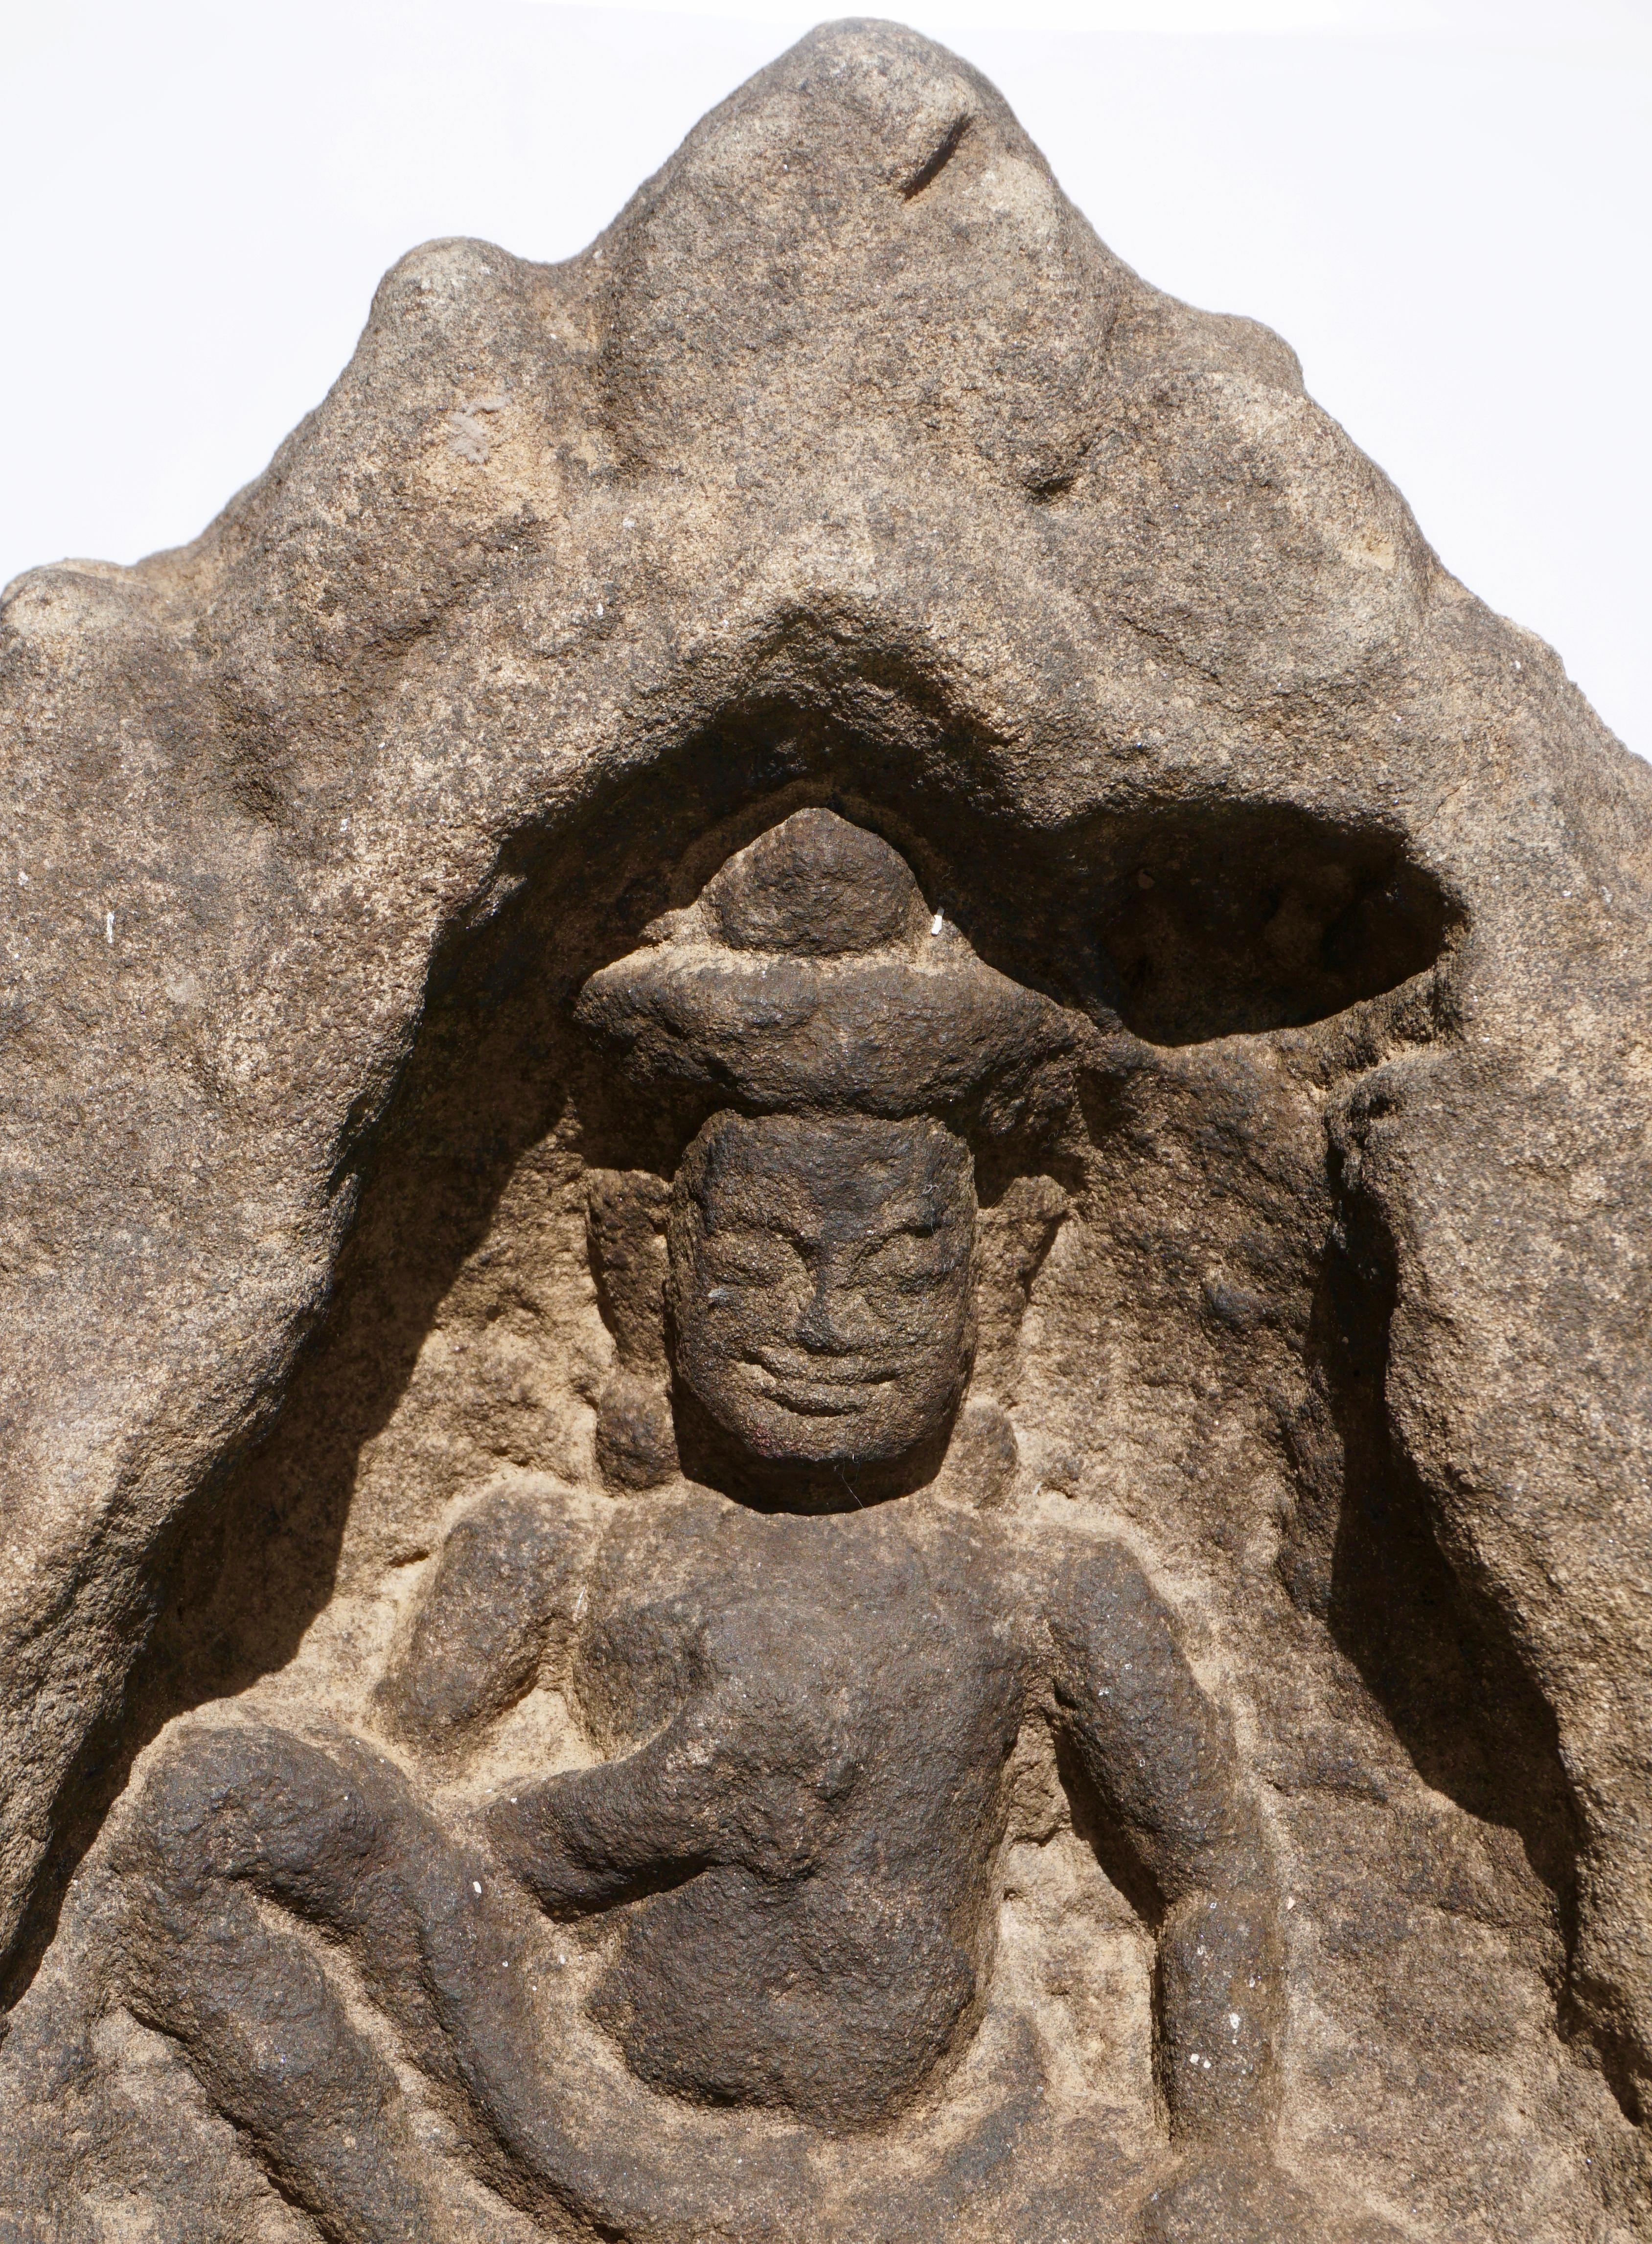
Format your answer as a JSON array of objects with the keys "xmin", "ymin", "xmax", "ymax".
[
  {"xmin": 1134, "ymin": 2157, "xmax": 1400, "ymax": 2244},
  {"xmin": 483, "ymin": 1709, "xmax": 736, "ymax": 1915},
  {"xmin": 484, "ymin": 1680, "xmax": 852, "ymax": 1921},
  {"xmin": 485, "ymin": 1771, "xmax": 616, "ymax": 1913}
]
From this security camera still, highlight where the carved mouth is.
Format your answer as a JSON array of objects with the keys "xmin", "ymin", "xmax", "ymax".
[{"xmin": 744, "ymin": 1351, "xmax": 900, "ymax": 1417}]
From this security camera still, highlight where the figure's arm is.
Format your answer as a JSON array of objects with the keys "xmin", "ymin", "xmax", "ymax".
[
  {"xmin": 489, "ymin": 1705, "xmax": 721, "ymax": 1912},
  {"xmin": 1043, "ymin": 1539, "xmax": 1399, "ymax": 2242},
  {"xmin": 375, "ymin": 1478, "xmax": 596, "ymax": 1765},
  {"xmin": 1041, "ymin": 1538, "xmax": 1283, "ymax": 2152},
  {"xmin": 488, "ymin": 1684, "xmax": 848, "ymax": 1914}
]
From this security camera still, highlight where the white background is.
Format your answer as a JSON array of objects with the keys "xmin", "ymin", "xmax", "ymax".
[{"xmin": 4, "ymin": 0, "xmax": 1647, "ymax": 756}]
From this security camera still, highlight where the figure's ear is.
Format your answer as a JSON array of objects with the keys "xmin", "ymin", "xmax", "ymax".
[
  {"xmin": 586, "ymin": 1169, "xmax": 671, "ymax": 1372},
  {"xmin": 933, "ymin": 1396, "xmax": 1020, "ymax": 1512},
  {"xmin": 585, "ymin": 1169, "xmax": 679, "ymax": 1490},
  {"xmin": 971, "ymin": 1174, "xmax": 1071, "ymax": 1404}
]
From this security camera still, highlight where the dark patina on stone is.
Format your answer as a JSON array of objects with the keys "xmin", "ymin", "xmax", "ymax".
[{"xmin": 1, "ymin": 20, "xmax": 1650, "ymax": 2244}]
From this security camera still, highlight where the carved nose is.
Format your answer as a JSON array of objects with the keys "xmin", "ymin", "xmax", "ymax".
[{"xmin": 795, "ymin": 1271, "xmax": 859, "ymax": 1354}]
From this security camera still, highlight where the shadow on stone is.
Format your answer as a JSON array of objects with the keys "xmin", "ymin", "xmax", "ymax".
[
  {"xmin": 1296, "ymin": 1160, "xmax": 1591, "ymax": 2081},
  {"xmin": 2, "ymin": 688, "xmax": 1461, "ymax": 2020}
]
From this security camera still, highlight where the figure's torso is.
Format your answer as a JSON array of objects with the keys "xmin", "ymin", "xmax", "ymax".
[{"xmin": 574, "ymin": 1488, "xmax": 1029, "ymax": 2128}]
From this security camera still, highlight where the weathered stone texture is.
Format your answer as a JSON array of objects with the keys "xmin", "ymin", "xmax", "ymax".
[{"xmin": 1, "ymin": 19, "xmax": 1649, "ymax": 2240}]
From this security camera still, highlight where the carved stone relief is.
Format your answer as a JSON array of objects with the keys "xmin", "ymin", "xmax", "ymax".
[{"xmin": 2, "ymin": 20, "xmax": 1650, "ymax": 2244}]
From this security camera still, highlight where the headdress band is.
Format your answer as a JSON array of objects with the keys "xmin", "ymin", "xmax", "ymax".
[{"xmin": 577, "ymin": 809, "xmax": 1083, "ymax": 1133}]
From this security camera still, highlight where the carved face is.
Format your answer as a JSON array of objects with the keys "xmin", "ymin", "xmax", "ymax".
[{"xmin": 668, "ymin": 1112, "xmax": 975, "ymax": 1486}]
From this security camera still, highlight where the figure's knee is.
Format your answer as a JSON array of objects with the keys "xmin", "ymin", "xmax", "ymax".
[
  {"xmin": 117, "ymin": 1717, "xmax": 401, "ymax": 1906},
  {"xmin": 110, "ymin": 1851, "xmax": 428, "ymax": 2220}
]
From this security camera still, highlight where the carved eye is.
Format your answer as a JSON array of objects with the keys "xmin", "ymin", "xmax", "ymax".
[
  {"xmin": 859, "ymin": 1225, "xmax": 960, "ymax": 1291},
  {"xmin": 702, "ymin": 1229, "xmax": 799, "ymax": 1286}
]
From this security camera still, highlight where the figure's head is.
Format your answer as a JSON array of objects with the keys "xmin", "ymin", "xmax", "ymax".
[
  {"xmin": 577, "ymin": 808, "xmax": 1085, "ymax": 1505},
  {"xmin": 668, "ymin": 1111, "xmax": 975, "ymax": 1491}
]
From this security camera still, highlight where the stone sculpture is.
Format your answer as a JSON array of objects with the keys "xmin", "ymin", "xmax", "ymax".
[
  {"xmin": 2, "ymin": 18, "xmax": 1651, "ymax": 2244},
  {"xmin": 22, "ymin": 813, "xmax": 1335, "ymax": 2239}
]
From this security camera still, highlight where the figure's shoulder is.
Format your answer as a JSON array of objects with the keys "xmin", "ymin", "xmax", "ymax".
[
  {"xmin": 438, "ymin": 1468, "xmax": 605, "ymax": 1575},
  {"xmin": 375, "ymin": 1474, "xmax": 606, "ymax": 1761},
  {"xmin": 581, "ymin": 1474, "xmax": 747, "ymax": 1597},
  {"xmin": 992, "ymin": 1500, "xmax": 1169, "ymax": 1625}
]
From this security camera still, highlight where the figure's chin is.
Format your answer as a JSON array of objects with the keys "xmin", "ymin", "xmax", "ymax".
[
  {"xmin": 748, "ymin": 1409, "xmax": 907, "ymax": 1463},
  {"xmin": 669, "ymin": 1377, "xmax": 957, "ymax": 1512}
]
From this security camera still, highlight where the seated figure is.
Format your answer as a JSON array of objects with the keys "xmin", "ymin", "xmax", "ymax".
[{"xmin": 90, "ymin": 813, "xmax": 1391, "ymax": 2242}]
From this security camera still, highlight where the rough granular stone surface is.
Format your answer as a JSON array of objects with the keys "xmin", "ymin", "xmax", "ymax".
[{"xmin": 2, "ymin": 19, "xmax": 1650, "ymax": 2242}]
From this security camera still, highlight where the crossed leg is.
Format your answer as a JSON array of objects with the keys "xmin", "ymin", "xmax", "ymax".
[
  {"xmin": 108, "ymin": 1717, "xmax": 541, "ymax": 2243},
  {"xmin": 100, "ymin": 1713, "xmax": 1048, "ymax": 2244}
]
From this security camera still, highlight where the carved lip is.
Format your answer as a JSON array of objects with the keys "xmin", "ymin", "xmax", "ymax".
[{"xmin": 744, "ymin": 1350, "xmax": 900, "ymax": 1416}]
